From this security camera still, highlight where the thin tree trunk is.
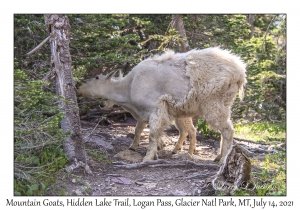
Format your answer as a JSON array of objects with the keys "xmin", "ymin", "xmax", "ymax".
[
  {"xmin": 191, "ymin": 15, "xmax": 199, "ymax": 46},
  {"xmin": 44, "ymin": 14, "xmax": 92, "ymax": 174},
  {"xmin": 248, "ymin": 14, "xmax": 255, "ymax": 39},
  {"xmin": 171, "ymin": 14, "xmax": 191, "ymax": 52}
]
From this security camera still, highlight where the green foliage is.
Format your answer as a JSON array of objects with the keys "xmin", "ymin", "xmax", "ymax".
[
  {"xmin": 86, "ymin": 149, "xmax": 113, "ymax": 164},
  {"xmin": 196, "ymin": 119, "xmax": 220, "ymax": 139},
  {"xmin": 234, "ymin": 121, "xmax": 286, "ymax": 142},
  {"xmin": 14, "ymin": 14, "xmax": 67, "ymax": 195},
  {"xmin": 14, "ymin": 69, "xmax": 68, "ymax": 195}
]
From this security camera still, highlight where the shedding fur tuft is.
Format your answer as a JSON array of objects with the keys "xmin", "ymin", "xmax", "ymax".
[{"xmin": 149, "ymin": 50, "xmax": 175, "ymax": 62}]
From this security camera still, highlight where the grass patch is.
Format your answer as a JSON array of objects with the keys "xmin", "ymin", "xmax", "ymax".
[
  {"xmin": 86, "ymin": 149, "xmax": 113, "ymax": 164},
  {"xmin": 234, "ymin": 121, "xmax": 286, "ymax": 142}
]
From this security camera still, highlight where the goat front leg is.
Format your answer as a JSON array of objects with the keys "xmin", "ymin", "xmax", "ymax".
[
  {"xmin": 172, "ymin": 118, "xmax": 188, "ymax": 154},
  {"xmin": 129, "ymin": 120, "xmax": 146, "ymax": 151},
  {"xmin": 187, "ymin": 121, "xmax": 197, "ymax": 155},
  {"xmin": 213, "ymin": 120, "xmax": 234, "ymax": 163},
  {"xmin": 172, "ymin": 118, "xmax": 197, "ymax": 155}
]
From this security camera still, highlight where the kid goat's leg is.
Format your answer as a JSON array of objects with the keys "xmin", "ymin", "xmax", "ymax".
[{"xmin": 129, "ymin": 120, "xmax": 146, "ymax": 151}]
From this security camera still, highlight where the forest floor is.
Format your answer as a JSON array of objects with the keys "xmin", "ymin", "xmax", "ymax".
[{"xmin": 46, "ymin": 106, "xmax": 283, "ymax": 196}]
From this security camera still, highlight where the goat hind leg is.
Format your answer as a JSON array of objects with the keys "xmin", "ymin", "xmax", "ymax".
[
  {"xmin": 187, "ymin": 119, "xmax": 197, "ymax": 155},
  {"xmin": 172, "ymin": 118, "xmax": 188, "ymax": 154},
  {"xmin": 213, "ymin": 120, "xmax": 234, "ymax": 163},
  {"xmin": 129, "ymin": 121, "xmax": 146, "ymax": 151}
]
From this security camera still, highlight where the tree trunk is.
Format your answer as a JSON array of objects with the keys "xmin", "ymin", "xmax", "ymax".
[
  {"xmin": 248, "ymin": 14, "xmax": 255, "ymax": 39},
  {"xmin": 171, "ymin": 14, "xmax": 191, "ymax": 52},
  {"xmin": 191, "ymin": 15, "xmax": 199, "ymax": 46},
  {"xmin": 44, "ymin": 14, "xmax": 92, "ymax": 174}
]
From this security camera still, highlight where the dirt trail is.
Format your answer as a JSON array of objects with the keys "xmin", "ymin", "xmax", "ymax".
[{"xmin": 47, "ymin": 111, "xmax": 274, "ymax": 196}]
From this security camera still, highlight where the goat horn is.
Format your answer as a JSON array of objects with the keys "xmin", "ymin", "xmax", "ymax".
[{"xmin": 106, "ymin": 70, "xmax": 118, "ymax": 80}]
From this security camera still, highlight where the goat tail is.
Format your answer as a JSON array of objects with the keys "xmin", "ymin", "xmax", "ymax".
[{"xmin": 238, "ymin": 78, "xmax": 247, "ymax": 101}]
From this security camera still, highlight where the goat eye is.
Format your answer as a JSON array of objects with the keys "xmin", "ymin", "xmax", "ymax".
[{"xmin": 95, "ymin": 76, "xmax": 99, "ymax": 79}]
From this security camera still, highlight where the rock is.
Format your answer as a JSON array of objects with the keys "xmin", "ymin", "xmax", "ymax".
[
  {"xmin": 95, "ymin": 132, "xmax": 112, "ymax": 139},
  {"xmin": 143, "ymin": 128, "xmax": 150, "ymax": 133},
  {"xmin": 72, "ymin": 189, "xmax": 83, "ymax": 196},
  {"xmin": 135, "ymin": 182, "xmax": 157, "ymax": 189},
  {"xmin": 86, "ymin": 136, "xmax": 113, "ymax": 150},
  {"xmin": 92, "ymin": 190, "xmax": 102, "ymax": 196},
  {"xmin": 172, "ymin": 190, "xmax": 187, "ymax": 196},
  {"xmin": 126, "ymin": 132, "xmax": 135, "ymax": 139},
  {"xmin": 111, "ymin": 177, "xmax": 132, "ymax": 185},
  {"xmin": 157, "ymin": 150, "xmax": 171, "ymax": 158},
  {"xmin": 171, "ymin": 138, "xmax": 178, "ymax": 143},
  {"xmin": 132, "ymin": 186, "xmax": 146, "ymax": 192},
  {"xmin": 192, "ymin": 188, "xmax": 201, "ymax": 196},
  {"xmin": 126, "ymin": 132, "xmax": 146, "ymax": 140},
  {"xmin": 196, "ymin": 134, "xmax": 202, "ymax": 141},
  {"xmin": 214, "ymin": 141, "xmax": 220, "ymax": 148},
  {"xmin": 114, "ymin": 149, "xmax": 143, "ymax": 163},
  {"xmin": 196, "ymin": 146, "xmax": 212, "ymax": 151},
  {"xmin": 172, "ymin": 153, "xmax": 195, "ymax": 161},
  {"xmin": 112, "ymin": 137, "xmax": 132, "ymax": 146},
  {"xmin": 71, "ymin": 179, "xmax": 76, "ymax": 183}
]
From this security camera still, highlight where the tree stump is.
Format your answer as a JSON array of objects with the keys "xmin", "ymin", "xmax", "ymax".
[{"xmin": 211, "ymin": 144, "xmax": 251, "ymax": 194}]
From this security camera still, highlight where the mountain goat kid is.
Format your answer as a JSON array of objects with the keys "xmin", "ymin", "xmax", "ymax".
[{"xmin": 78, "ymin": 47, "xmax": 247, "ymax": 163}]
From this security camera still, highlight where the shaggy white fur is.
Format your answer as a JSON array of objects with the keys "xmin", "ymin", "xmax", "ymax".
[{"xmin": 78, "ymin": 47, "xmax": 247, "ymax": 162}]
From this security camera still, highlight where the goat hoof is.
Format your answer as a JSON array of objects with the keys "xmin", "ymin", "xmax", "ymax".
[
  {"xmin": 157, "ymin": 143, "xmax": 165, "ymax": 151},
  {"xmin": 129, "ymin": 147, "xmax": 136, "ymax": 151},
  {"xmin": 213, "ymin": 154, "xmax": 222, "ymax": 162}
]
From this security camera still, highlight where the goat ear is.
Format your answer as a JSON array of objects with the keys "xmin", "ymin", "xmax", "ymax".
[{"xmin": 106, "ymin": 70, "xmax": 117, "ymax": 80}]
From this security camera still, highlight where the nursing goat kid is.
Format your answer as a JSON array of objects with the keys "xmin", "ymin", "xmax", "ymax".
[
  {"xmin": 100, "ymin": 99, "xmax": 196, "ymax": 157},
  {"xmin": 78, "ymin": 47, "xmax": 247, "ymax": 163}
]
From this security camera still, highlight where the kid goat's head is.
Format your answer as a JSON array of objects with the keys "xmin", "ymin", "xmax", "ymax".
[{"xmin": 77, "ymin": 70, "xmax": 117, "ymax": 99}]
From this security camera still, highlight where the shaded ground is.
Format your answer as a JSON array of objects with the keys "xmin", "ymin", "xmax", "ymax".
[{"xmin": 46, "ymin": 106, "xmax": 280, "ymax": 196}]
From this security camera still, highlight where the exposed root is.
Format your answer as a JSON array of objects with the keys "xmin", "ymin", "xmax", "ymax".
[
  {"xmin": 234, "ymin": 143, "xmax": 254, "ymax": 157},
  {"xmin": 113, "ymin": 159, "xmax": 219, "ymax": 170},
  {"xmin": 65, "ymin": 158, "xmax": 93, "ymax": 175},
  {"xmin": 250, "ymin": 147, "xmax": 276, "ymax": 154},
  {"xmin": 186, "ymin": 172, "xmax": 215, "ymax": 180}
]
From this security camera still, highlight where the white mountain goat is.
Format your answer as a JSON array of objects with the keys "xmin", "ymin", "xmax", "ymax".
[
  {"xmin": 78, "ymin": 47, "xmax": 247, "ymax": 162},
  {"xmin": 99, "ymin": 69, "xmax": 197, "ymax": 156},
  {"xmin": 100, "ymin": 99, "xmax": 196, "ymax": 156}
]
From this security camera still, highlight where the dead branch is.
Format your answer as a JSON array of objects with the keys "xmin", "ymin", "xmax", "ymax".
[
  {"xmin": 234, "ymin": 137, "xmax": 268, "ymax": 145},
  {"xmin": 26, "ymin": 36, "xmax": 50, "ymax": 57},
  {"xmin": 234, "ymin": 144, "xmax": 254, "ymax": 157},
  {"xmin": 250, "ymin": 147, "xmax": 276, "ymax": 154},
  {"xmin": 84, "ymin": 117, "xmax": 104, "ymax": 140},
  {"xmin": 65, "ymin": 158, "xmax": 93, "ymax": 175},
  {"xmin": 113, "ymin": 159, "xmax": 219, "ymax": 170}
]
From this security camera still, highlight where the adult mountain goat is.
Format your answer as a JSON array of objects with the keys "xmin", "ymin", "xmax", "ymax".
[{"xmin": 78, "ymin": 47, "xmax": 247, "ymax": 163}]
